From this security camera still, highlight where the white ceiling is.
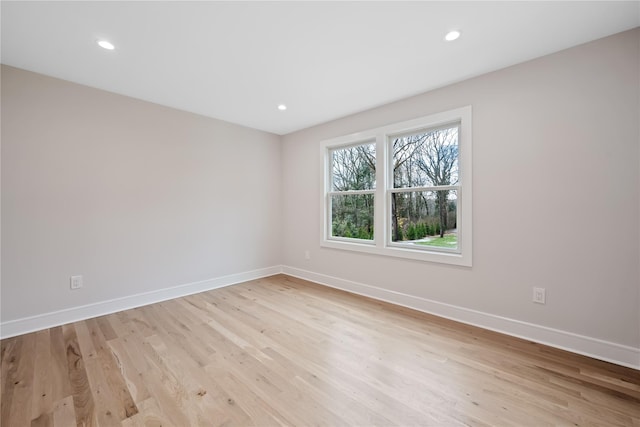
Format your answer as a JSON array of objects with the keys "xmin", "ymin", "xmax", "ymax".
[{"xmin": 2, "ymin": 1, "xmax": 639, "ymax": 135}]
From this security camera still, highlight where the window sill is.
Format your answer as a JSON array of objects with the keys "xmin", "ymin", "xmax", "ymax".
[{"xmin": 321, "ymin": 239, "xmax": 472, "ymax": 267}]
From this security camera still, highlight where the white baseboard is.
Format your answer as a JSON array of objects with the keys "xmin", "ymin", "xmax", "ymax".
[
  {"xmin": 282, "ymin": 265, "xmax": 640, "ymax": 370},
  {"xmin": 4, "ymin": 264, "xmax": 638, "ymax": 370},
  {"xmin": 0, "ymin": 266, "xmax": 283, "ymax": 339}
]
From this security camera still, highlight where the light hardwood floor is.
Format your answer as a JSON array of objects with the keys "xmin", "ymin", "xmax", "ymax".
[{"xmin": 1, "ymin": 274, "xmax": 639, "ymax": 426}]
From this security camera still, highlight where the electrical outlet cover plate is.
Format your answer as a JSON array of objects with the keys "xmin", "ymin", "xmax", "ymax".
[
  {"xmin": 70, "ymin": 275, "xmax": 83, "ymax": 290},
  {"xmin": 533, "ymin": 287, "xmax": 546, "ymax": 304}
]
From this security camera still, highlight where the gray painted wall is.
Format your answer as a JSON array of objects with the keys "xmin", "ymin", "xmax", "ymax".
[{"xmin": 1, "ymin": 65, "xmax": 282, "ymax": 321}]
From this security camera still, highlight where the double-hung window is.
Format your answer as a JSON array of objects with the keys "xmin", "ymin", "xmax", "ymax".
[{"xmin": 321, "ymin": 106, "xmax": 472, "ymax": 266}]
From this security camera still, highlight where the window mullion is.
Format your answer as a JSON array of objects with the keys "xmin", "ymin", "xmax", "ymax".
[{"xmin": 375, "ymin": 134, "xmax": 386, "ymax": 248}]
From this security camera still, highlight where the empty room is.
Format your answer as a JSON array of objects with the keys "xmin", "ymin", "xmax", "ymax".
[{"xmin": 1, "ymin": 1, "xmax": 639, "ymax": 426}]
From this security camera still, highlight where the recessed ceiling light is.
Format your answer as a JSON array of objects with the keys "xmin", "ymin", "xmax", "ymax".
[
  {"xmin": 277, "ymin": 104, "xmax": 287, "ymax": 111},
  {"xmin": 444, "ymin": 30, "xmax": 461, "ymax": 42},
  {"xmin": 97, "ymin": 40, "xmax": 115, "ymax": 50}
]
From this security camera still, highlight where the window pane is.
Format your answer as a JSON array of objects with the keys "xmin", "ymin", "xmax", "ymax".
[
  {"xmin": 390, "ymin": 190, "xmax": 457, "ymax": 250},
  {"xmin": 392, "ymin": 126, "xmax": 458, "ymax": 188},
  {"xmin": 331, "ymin": 194, "xmax": 374, "ymax": 240},
  {"xmin": 331, "ymin": 143, "xmax": 376, "ymax": 191}
]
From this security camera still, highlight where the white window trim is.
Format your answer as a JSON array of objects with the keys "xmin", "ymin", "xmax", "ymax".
[{"xmin": 320, "ymin": 106, "xmax": 472, "ymax": 267}]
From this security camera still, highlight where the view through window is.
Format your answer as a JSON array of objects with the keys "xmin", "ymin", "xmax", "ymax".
[{"xmin": 322, "ymin": 106, "xmax": 472, "ymax": 266}]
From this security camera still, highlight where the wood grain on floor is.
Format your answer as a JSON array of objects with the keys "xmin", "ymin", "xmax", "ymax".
[{"xmin": 1, "ymin": 274, "xmax": 639, "ymax": 426}]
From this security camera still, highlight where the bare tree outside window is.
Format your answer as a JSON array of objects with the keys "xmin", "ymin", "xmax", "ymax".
[
  {"xmin": 391, "ymin": 125, "xmax": 459, "ymax": 247},
  {"xmin": 330, "ymin": 143, "xmax": 375, "ymax": 240},
  {"xmin": 329, "ymin": 126, "xmax": 458, "ymax": 247}
]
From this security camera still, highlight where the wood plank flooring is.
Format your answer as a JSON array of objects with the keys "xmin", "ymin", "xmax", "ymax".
[{"xmin": 2, "ymin": 274, "xmax": 639, "ymax": 426}]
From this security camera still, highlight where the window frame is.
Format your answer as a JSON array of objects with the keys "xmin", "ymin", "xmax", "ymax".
[{"xmin": 320, "ymin": 106, "xmax": 472, "ymax": 267}]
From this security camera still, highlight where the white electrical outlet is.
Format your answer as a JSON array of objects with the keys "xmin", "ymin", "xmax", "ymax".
[
  {"xmin": 70, "ymin": 275, "xmax": 83, "ymax": 290},
  {"xmin": 304, "ymin": 250, "xmax": 311, "ymax": 260},
  {"xmin": 533, "ymin": 287, "xmax": 546, "ymax": 304}
]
